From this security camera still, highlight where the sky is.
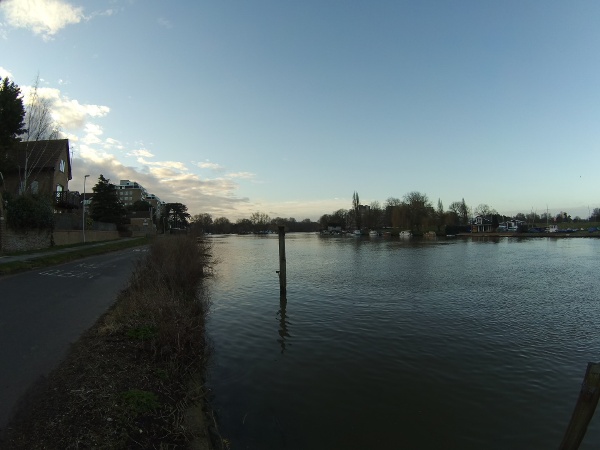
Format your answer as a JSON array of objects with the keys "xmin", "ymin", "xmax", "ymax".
[{"xmin": 1, "ymin": 0, "xmax": 599, "ymax": 221}]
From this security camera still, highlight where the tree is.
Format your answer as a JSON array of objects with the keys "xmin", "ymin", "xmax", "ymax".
[
  {"xmin": 0, "ymin": 77, "xmax": 26, "ymax": 178},
  {"xmin": 367, "ymin": 201, "xmax": 384, "ymax": 229},
  {"xmin": 590, "ymin": 208, "xmax": 600, "ymax": 222},
  {"xmin": 164, "ymin": 202, "xmax": 191, "ymax": 228},
  {"xmin": 435, "ymin": 198, "xmax": 446, "ymax": 232},
  {"xmin": 16, "ymin": 75, "xmax": 61, "ymax": 193},
  {"xmin": 474, "ymin": 204, "xmax": 496, "ymax": 218},
  {"xmin": 127, "ymin": 200, "xmax": 152, "ymax": 212},
  {"xmin": 403, "ymin": 191, "xmax": 433, "ymax": 231},
  {"xmin": 235, "ymin": 218, "xmax": 253, "ymax": 234},
  {"xmin": 89, "ymin": 175, "xmax": 127, "ymax": 224},
  {"xmin": 250, "ymin": 211, "xmax": 271, "ymax": 231},
  {"xmin": 352, "ymin": 191, "xmax": 361, "ymax": 230},
  {"xmin": 449, "ymin": 199, "xmax": 470, "ymax": 225},
  {"xmin": 0, "ymin": 77, "xmax": 26, "ymax": 150},
  {"xmin": 191, "ymin": 213, "xmax": 213, "ymax": 233},
  {"xmin": 213, "ymin": 216, "xmax": 232, "ymax": 234},
  {"xmin": 384, "ymin": 197, "xmax": 402, "ymax": 227}
]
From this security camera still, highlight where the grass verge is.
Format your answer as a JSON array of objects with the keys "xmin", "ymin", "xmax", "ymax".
[
  {"xmin": 0, "ymin": 238, "xmax": 149, "ymax": 276},
  {"xmin": 1, "ymin": 234, "xmax": 223, "ymax": 449}
]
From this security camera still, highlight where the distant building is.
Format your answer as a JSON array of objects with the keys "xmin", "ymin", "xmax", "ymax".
[{"xmin": 116, "ymin": 179, "xmax": 148, "ymax": 206}]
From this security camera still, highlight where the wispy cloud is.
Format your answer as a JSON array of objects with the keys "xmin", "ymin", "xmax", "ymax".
[
  {"xmin": 0, "ymin": 0, "xmax": 85, "ymax": 40},
  {"xmin": 129, "ymin": 149, "xmax": 154, "ymax": 158},
  {"xmin": 197, "ymin": 161, "xmax": 225, "ymax": 171},
  {"xmin": 137, "ymin": 157, "xmax": 188, "ymax": 172},
  {"xmin": 157, "ymin": 17, "xmax": 172, "ymax": 29},
  {"xmin": 227, "ymin": 171, "xmax": 256, "ymax": 180}
]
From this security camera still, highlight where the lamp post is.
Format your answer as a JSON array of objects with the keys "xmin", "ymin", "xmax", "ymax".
[{"xmin": 83, "ymin": 174, "xmax": 90, "ymax": 243}]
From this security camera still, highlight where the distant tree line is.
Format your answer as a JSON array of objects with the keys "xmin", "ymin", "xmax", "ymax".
[
  {"xmin": 188, "ymin": 212, "xmax": 320, "ymax": 234},
  {"xmin": 317, "ymin": 192, "xmax": 600, "ymax": 233}
]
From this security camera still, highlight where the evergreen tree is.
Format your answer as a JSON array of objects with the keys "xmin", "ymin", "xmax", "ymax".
[
  {"xmin": 0, "ymin": 77, "xmax": 26, "ymax": 148},
  {"xmin": 164, "ymin": 202, "xmax": 191, "ymax": 228},
  {"xmin": 89, "ymin": 174, "xmax": 127, "ymax": 224},
  {"xmin": 0, "ymin": 77, "xmax": 26, "ymax": 176}
]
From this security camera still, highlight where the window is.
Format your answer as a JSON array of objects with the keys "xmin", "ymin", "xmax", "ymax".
[
  {"xmin": 59, "ymin": 160, "xmax": 65, "ymax": 172},
  {"xmin": 31, "ymin": 181, "xmax": 39, "ymax": 194}
]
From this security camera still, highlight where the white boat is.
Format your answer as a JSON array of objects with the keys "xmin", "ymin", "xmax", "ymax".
[
  {"xmin": 399, "ymin": 230, "xmax": 412, "ymax": 237},
  {"xmin": 369, "ymin": 230, "xmax": 379, "ymax": 236},
  {"xmin": 353, "ymin": 230, "xmax": 362, "ymax": 236}
]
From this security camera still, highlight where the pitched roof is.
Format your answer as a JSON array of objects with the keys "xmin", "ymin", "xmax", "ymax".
[{"xmin": 6, "ymin": 139, "xmax": 71, "ymax": 180}]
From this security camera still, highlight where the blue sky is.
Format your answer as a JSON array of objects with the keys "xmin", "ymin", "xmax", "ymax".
[{"xmin": 1, "ymin": 0, "xmax": 599, "ymax": 221}]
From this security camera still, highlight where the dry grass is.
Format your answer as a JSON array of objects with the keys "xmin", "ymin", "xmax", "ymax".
[{"xmin": 2, "ymin": 234, "xmax": 222, "ymax": 449}]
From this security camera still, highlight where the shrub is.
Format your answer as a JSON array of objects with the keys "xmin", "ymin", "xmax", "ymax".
[{"xmin": 6, "ymin": 194, "xmax": 54, "ymax": 230}]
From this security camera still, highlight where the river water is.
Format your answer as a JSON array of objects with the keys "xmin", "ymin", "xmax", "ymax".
[{"xmin": 205, "ymin": 234, "xmax": 600, "ymax": 449}]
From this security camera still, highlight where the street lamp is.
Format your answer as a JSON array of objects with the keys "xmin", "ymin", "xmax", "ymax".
[{"xmin": 83, "ymin": 174, "xmax": 90, "ymax": 243}]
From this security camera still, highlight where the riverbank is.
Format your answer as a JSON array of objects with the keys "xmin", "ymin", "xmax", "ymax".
[
  {"xmin": 457, "ymin": 231, "xmax": 600, "ymax": 238},
  {"xmin": 1, "ymin": 235, "xmax": 222, "ymax": 449}
]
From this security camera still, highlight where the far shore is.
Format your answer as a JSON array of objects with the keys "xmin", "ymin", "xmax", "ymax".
[{"xmin": 455, "ymin": 232, "xmax": 600, "ymax": 238}]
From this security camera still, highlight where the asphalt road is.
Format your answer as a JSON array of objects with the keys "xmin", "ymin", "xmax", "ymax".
[{"xmin": 0, "ymin": 247, "xmax": 148, "ymax": 430}]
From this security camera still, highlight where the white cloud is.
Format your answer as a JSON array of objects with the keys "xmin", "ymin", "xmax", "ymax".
[
  {"xmin": 137, "ymin": 157, "xmax": 187, "ymax": 172},
  {"xmin": 20, "ymin": 84, "xmax": 110, "ymax": 130},
  {"xmin": 104, "ymin": 138, "xmax": 123, "ymax": 150},
  {"xmin": 198, "ymin": 161, "xmax": 225, "ymax": 171},
  {"xmin": 129, "ymin": 149, "xmax": 154, "ymax": 158},
  {"xmin": 0, "ymin": 66, "xmax": 13, "ymax": 79},
  {"xmin": 0, "ymin": 0, "xmax": 85, "ymax": 39},
  {"xmin": 227, "ymin": 171, "xmax": 256, "ymax": 180}
]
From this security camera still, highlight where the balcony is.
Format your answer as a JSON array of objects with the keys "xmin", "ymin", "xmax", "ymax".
[{"xmin": 54, "ymin": 190, "xmax": 81, "ymax": 210}]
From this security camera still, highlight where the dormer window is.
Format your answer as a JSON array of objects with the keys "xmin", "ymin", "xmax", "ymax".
[{"xmin": 59, "ymin": 160, "xmax": 66, "ymax": 173}]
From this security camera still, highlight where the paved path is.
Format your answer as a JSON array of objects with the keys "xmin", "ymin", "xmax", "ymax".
[{"xmin": 0, "ymin": 247, "xmax": 147, "ymax": 430}]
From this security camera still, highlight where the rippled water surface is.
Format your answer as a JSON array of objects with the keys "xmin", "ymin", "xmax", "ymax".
[{"xmin": 206, "ymin": 234, "xmax": 600, "ymax": 449}]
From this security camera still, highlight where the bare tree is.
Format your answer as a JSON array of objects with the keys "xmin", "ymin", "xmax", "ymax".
[
  {"xmin": 384, "ymin": 197, "xmax": 402, "ymax": 227},
  {"xmin": 368, "ymin": 201, "xmax": 383, "ymax": 229},
  {"xmin": 474, "ymin": 204, "xmax": 497, "ymax": 218},
  {"xmin": 403, "ymin": 191, "xmax": 433, "ymax": 231},
  {"xmin": 17, "ymin": 75, "xmax": 61, "ymax": 193},
  {"xmin": 250, "ymin": 211, "xmax": 270, "ymax": 231}
]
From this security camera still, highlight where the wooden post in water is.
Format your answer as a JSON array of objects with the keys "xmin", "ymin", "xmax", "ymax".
[
  {"xmin": 278, "ymin": 226, "xmax": 286, "ymax": 296},
  {"xmin": 559, "ymin": 362, "xmax": 600, "ymax": 450}
]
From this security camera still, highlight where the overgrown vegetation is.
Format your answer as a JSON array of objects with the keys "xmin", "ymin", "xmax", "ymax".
[{"xmin": 2, "ymin": 234, "xmax": 221, "ymax": 449}]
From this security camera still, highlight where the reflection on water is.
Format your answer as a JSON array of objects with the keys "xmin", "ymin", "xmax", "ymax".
[
  {"xmin": 206, "ymin": 234, "xmax": 600, "ymax": 450},
  {"xmin": 277, "ymin": 295, "xmax": 289, "ymax": 354}
]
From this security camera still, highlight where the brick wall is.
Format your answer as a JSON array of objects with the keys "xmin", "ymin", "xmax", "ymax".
[{"xmin": 1, "ymin": 227, "xmax": 53, "ymax": 253}]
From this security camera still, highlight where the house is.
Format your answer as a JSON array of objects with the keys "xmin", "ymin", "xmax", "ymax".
[
  {"xmin": 0, "ymin": 139, "xmax": 73, "ymax": 208},
  {"xmin": 471, "ymin": 215, "xmax": 494, "ymax": 233},
  {"xmin": 497, "ymin": 219, "xmax": 526, "ymax": 232}
]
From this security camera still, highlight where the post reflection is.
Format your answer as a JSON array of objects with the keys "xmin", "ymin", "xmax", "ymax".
[{"xmin": 277, "ymin": 295, "xmax": 290, "ymax": 354}]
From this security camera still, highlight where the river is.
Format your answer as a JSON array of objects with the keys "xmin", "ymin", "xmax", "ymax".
[{"xmin": 205, "ymin": 233, "xmax": 600, "ymax": 449}]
